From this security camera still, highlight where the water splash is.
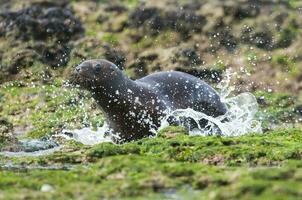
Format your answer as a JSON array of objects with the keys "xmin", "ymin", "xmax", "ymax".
[
  {"xmin": 216, "ymin": 69, "xmax": 234, "ymax": 101},
  {"xmin": 159, "ymin": 69, "xmax": 262, "ymax": 136},
  {"xmin": 160, "ymin": 93, "xmax": 262, "ymax": 136},
  {"xmin": 55, "ymin": 126, "xmax": 112, "ymax": 145}
]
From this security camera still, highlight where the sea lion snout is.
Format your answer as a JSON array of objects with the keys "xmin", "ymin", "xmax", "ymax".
[
  {"xmin": 70, "ymin": 62, "xmax": 97, "ymax": 89},
  {"xmin": 74, "ymin": 62, "xmax": 92, "ymax": 74},
  {"xmin": 73, "ymin": 62, "xmax": 101, "ymax": 83},
  {"xmin": 75, "ymin": 66, "xmax": 81, "ymax": 73},
  {"xmin": 71, "ymin": 59, "xmax": 126, "ymax": 91}
]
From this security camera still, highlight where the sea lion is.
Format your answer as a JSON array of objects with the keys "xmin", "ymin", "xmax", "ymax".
[{"xmin": 71, "ymin": 59, "xmax": 227, "ymax": 142}]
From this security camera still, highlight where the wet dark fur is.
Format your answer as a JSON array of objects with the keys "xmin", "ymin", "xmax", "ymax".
[{"xmin": 71, "ymin": 59, "xmax": 227, "ymax": 142}]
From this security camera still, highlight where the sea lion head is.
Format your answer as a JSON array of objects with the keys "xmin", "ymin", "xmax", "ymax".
[{"xmin": 71, "ymin": 59, "xmax": 124, "ymax": 91}]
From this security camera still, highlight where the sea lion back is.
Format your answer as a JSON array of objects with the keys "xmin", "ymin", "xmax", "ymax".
[{"xmin": 136, "ymin": 71, "xmax": 227, "ymax": 117}]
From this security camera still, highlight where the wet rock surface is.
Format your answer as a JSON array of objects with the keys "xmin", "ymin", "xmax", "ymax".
[
  {"xmin": 0, "ymin": 118, "xmax": 19, "ymax": 151},
  {"xmin": 128, "ymin": 5, "xmax": 206, "ymax": 37},
  {"xmin": 0, "ymin": 3, "xmax": 83, "ymax": 41},
  {"xmin": 0, "ymin": 118, "xmax": 14, "ymax": 141},
  {"xmin": 71, "ymin": 38, "xmax": 126, "ymax": 69},
  {"xmin": 1, "ymin": 138, "xmax": 58, "ymax": 153},
  {"xmin": 0, "ymin": 1, "xmax": 84, "ymax": 74}
]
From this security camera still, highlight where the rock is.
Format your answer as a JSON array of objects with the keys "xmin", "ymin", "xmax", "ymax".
[
  {"xmin": 0, "ymin": 92, "xmax": 3, "ymax": 103},
  {"xmin": 0, "ymin": 2, "xmax": 84, "ymax": 71},
  {"xmin": 71, "ymin": 38, "xmax": 126, "ymax": 69},
  {"xmin": 128, "ymin": 46, "xmax": 222, "ymax": 82},
  {"xmin": 224, "ymin": 0, "xmax": 260, "ymax": 20},
  {"xmin": 128, "ymin": 58, "xmax": 149, "ymax": 79},
  {"xmin": 257, "ymin": 96, "xmax": 268, "ymax": 106},
  {"xmin": 240, "ymin": 25, "xmax": 273, "ymax": 50},
  {"xmin": 0, "ymin": 118, "xmax": 17, "ymax": 144},
  {"xmin": 0, "ymin": 118, "xmax": 13, "ymax": 136},
  {"xmin": 127, "ymin": 49, "xmax": 163, "ymax": 78},
  {"xmin": 129, "ymin": 7, "xmax": 160, "ymax": 28},
  {"xmin": 1, "ymin": 42, "xmax": 71, "ymax": 73},
  {"xmin": 208, "ymin": 21, "xmax": 237, "ymax": 52},
  {"xmin": 128, "ymin": 5, "xmax": 206, "ymax": 37},
  {"xmin": 295, "ymin": 105, "xmax": 302, "ymax": 116},
  {"xmin": 102, "ymin": 45, "xmax": 126, "ymax": 69},
  {"xmin": 239, "ymin": 10, "xmax": 299, "ymax": 50},
  {"xmin": 96, "ymin": 14, "xmax": 109, "ymax": 24},
  {"xmin": 171, "ymin": 48, "xmax": 202, "ymax": 67},
  {"xmin": 104, "ymin": 4, "xmax": 127, "ymax": 13},
  {"xmin": 104, "ymin": 14, "xmax": 128, "ymax": 32},
  {"xmin": 39, "ymin": 43, "xmax": 71, "ymax": 68},
  {"xmin": 275, "ymin": 17, "xmax": 299, "ymax": 48},
  {"xmin": 0, "ymin": 4, "xmax": 83, "ymax": 42},
  {"xmin": 164, "ymin": 9, "xmax": 206, "ymax": 36},
  {"xmin": 20, "ymin": 139, "xmax": 58, "ymax": 152},
  {"xmin": 6, "ymin": 49, "xmax": 39, "ymax": 74},
  {"xmin": 157, "ymin": 126, "xmax": 187, "ymax": 139}
]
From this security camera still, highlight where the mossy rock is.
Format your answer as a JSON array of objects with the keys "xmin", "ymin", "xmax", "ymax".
[{"xmin": 1, "ymin": 129, "xmax": 302, "ymax": 199}]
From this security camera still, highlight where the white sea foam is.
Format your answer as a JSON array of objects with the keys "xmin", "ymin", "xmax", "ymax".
[
  {"xmin": 160, "ymin": 69, "xmax": 262, "ymax": 136},
  {"xmin": 57, "ymin": 126, "xmax": 112, "ymax": 145},
  {"xmin": 159, "ymin": 92, "xmax": 262, "ymax": 136}
]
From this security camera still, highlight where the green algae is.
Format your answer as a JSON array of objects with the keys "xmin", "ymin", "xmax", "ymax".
[
  {"xmin": 0, "ymin": 85, "xmax": 300, "ymax": 199},
  {"xmin": 271, "ymin": 54, "xmax": 298, "ymax": 76},
  {"xmin": 0, "ymin": 83, "xmax": 301, "ymax": 199},
  {"xmin": 102, "ymin": 33, "xmax": 119, "ymax": 45},
  {"xmin": 0, "ymin": 85, "xmax": 302, "ymax": 199},
  {"xmin": 0, "ymin": 81, "xmax": 104, "ymax": 138},
  {"xmin": 254, "ymin": 91, "xmax": 300, "ymax": 130},
  {"xmin": 1, "ymin": 128, "xmax": 302, "ymax": 199}
]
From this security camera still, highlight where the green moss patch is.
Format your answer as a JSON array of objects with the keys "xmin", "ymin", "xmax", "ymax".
[
  {"xmin": 1, "ymin": 128, "xmax": 302, "ymax": 199},
  {"xmin": 0, "ymin": 81, "xmax": 104, "ymax": 138}
]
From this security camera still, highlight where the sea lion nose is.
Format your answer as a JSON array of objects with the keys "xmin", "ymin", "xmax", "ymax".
[{"xmin": 75, "ymin": 66, "xmax": 81, "ymax": 73}]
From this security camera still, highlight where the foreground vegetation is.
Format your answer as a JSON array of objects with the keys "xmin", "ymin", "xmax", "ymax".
[{"xmin": 1, "ymin": 127, "xmax": 302, "ymax": 199}]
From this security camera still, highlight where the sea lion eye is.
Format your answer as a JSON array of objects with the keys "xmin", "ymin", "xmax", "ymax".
[{"xmin": 95, "ymin": 64, "xmax": 101, "ymax": 71}]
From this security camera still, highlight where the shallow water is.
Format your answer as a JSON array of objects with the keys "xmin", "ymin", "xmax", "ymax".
[
  {"xmin": 0, "ymin": 146, "xmax": 61, "ymax": 157},
  {"xmin": 0, "ymin": 161, "xmax": 73, "ymax": 171},
  {"xmin": 56, "ymin": 126, "xmax": 112, "ymax": 145}
]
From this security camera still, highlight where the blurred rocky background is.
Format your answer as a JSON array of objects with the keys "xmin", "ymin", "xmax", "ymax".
[{"xmin": 0, "ymin": 0, "xmax": 301, "ymax": 92}]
